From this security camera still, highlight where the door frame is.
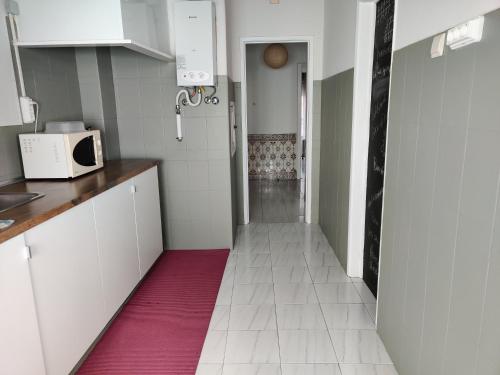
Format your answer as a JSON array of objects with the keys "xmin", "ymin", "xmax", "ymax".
[
  {"xmin": 240, "ymin": 36, "xmax": 315, "ymax": 224},
  {"xmin": 297, "ymin": 63, "xmax": 307, "ymax": 180},
  {"xmin": 347, "ymin": 0, "xmax": 377, "ymax": 278}
]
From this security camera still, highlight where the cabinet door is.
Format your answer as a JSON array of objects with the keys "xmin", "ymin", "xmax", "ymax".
[
  {"xmin": 0, "ymin": 4, "xmax": 23, "ymax": 126},
  {"xmin": 0, "ymin": 235, "xmax": 46, "ymax": 375},
  {"xmin": 25, "ymin": 202, "xmax": 105, "ymax": 375},
  {"xmin": 133, "ymin": 166, "xmax": 163, "ymax": 277},
  {"xmin": 93, "ymin": 181, "xmax": 140, "ymax": 320}
]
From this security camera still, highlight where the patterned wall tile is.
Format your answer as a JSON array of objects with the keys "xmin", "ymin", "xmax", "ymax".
[{"xmin": 248, "ymin": 133, "xmax": 297, "ymax": 180}]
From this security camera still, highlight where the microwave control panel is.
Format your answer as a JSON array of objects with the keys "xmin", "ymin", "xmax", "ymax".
[
  {"xmin": 18, "ymin": 134, "xmax": 69, "ymax": 179},
  {"xmin": 20, "ymin": 136, "xmax": 63, "ymax": 164}
]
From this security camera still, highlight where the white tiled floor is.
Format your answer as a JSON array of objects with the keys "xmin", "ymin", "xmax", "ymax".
[
  {"xmin": 197, "ymin": 223, "xmax": 398, "ymax": 375},
  {"xmin": 249, "ymin": 180, "xmax": 305, "ymax": 223}
]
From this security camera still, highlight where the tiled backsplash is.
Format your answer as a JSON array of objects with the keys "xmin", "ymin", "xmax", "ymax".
[
  {"xmin": 21, "ymin": 48, "xmax": 83, "ymax": 125},
  {"xmin": 0, "ymin": 45, "xmax": 236, "ymax": 250},
  {"xmin": 0, "ymin": 124, "xmax": 25, "ymax": 184},
  {"xmin": 0, "ymin": 48, "xmax": 83, "ymax": 184},
  {"xmin": 248, "ymin": 133, "xmax": 297, "ymax": 180},
  {"xmin": 76, "ymin": 48, "xmax": 120, "ymax": 160},
  {"xmin": 110, "ymin": 48, "xmax": 234, "ymax": 249}
]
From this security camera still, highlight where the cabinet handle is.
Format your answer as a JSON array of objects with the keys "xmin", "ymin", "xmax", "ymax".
[
  {"xmin": 23, "ymin": 246, "xmax": 32, "ymax": 260},
  {"xmin": 130, "ymin": 185, "xmax": 137, "ymax": 194}
]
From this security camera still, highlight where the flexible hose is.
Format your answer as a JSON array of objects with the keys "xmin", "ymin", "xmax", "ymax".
[
  {"xmin": 176, "ymin": 88, "xmax": 202, "ymax": 107},
  {"xmin": 174, "ymin": 88, "xmax": 202, "ymax": 141},
  {"xmin": 176, "ymin": 110, "xmax": 183, "ymax": 141}
]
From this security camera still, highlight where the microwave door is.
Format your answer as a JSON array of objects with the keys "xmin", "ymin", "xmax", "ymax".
[{"xmin": 73, "ymin": 136, "xmax": 97, "ymax": 167}]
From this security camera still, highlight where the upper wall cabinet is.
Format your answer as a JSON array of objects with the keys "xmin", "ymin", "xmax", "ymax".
[
  {"xmin": 14, "ymin": 0, "xmax": 173, "ymax": 61},
  {"xmin": 0, "ymin": 4, "xmax": 22, "ymax": 126}
]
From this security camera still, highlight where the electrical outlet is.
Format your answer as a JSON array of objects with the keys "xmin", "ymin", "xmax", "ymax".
[
  {"xmin": 431, "ymin": 33, "xmax": 446, "ymax": 58},
  {"xmin": 446, "ymin": 16, "xmax": 484, "ymax": 50},
  {"xmin": 19, "ymin": 96, "xmax": 36, "ymax": 124},
  {"xmin": 5, "ymin": 0, "xmax": 20, "ymax": 15}
]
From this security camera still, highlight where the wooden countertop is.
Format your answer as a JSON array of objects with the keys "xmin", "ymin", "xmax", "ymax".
[{"xmin": 0, "ymin": 159, "xmax": 159, "ymax": 244}]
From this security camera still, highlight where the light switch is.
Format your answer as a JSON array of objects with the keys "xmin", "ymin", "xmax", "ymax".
[{"xmin": 431, "ymin": 33, "xmax": 446, "ymax": 58}]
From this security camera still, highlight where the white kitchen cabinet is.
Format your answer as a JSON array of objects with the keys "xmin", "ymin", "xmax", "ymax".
[
  {"xmin": 25, "ymin": 201, "xmax": 106, "ymax": 375},
  {"xmin": 93, "ymin": 181, "xmax": 141, "ymax": 320},
  {"xmin": 0, "ymin": 234, "xmax": 45, "ymax": 375},
  {"xmin": 133, "ymin": 166, "xmax": 163, "ymax": 277},
  {"xmin": 0, "ymin": 166, "xmax": 162, "ymax": 374},
  {"xmin": 15, "ymin": 0, "xmax": 173, "ymax": 61},
  {"xmin": 0, "ymin": 4, "xmax": 22, "ymax": 126}
]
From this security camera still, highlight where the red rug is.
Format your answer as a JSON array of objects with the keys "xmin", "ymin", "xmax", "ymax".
[{"xmin": 78, "ymin": 250, "xmax": 229, "ymax": 375}]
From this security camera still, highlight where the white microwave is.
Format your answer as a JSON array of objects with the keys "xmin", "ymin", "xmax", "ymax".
[{"xmin": 19, "ymin": 130, "xmax": 104, "ymax": 179}]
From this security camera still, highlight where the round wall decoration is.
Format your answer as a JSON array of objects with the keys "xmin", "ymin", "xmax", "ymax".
[{"xmin": 263, "ymin": 44, "xmax": 288, "ymax": 69}]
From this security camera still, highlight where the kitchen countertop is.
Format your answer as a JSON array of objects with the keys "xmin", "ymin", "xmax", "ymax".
[{"xmin": 0, "ymin": 159, "xmax": 160, "ymax": 245}]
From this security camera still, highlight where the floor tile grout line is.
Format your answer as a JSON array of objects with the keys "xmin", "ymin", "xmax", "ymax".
[
  {"xmin": 302, "ymin": 244, "xmax": 342, "ymax": 367},
  {"xmin": 230, "ymin": 223, "xmax": 395, "ymax": 374},
  {"xmin": 351, "ymin": 279, "xmax": 378, "ymax": 325},
  {"xmin": 220, "ymin": 246, "xmax": 238, "ymax": 372},
  {"xmin": 268, "ymin": 223, "xmax": 285, "ymax": 375}
]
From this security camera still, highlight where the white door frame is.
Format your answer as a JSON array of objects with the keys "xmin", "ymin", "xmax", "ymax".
[
  {"xmin": 297, "ymin": 62, "xmax": 307, "ymax": 180},
  {"xmin": 240, "ymin": 36, "xmax": 315, "ymax": 224},
  {"xmin": 346, "ymin": 0, "xmax": 377, "ymax": 278}
]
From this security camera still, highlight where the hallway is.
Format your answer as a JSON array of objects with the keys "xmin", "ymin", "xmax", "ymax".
[
  {"xmin": 249, "ymin": 180, "xmax": 305, "ymax": 223},
  {"xmin": 196, "ymin": 223, "xmax": 397, "ymax": 375}
]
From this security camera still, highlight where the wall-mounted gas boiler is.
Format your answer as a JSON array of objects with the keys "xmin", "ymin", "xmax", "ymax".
[
  {"xmin": 173, "ymin": 1, "xmax": 218, "ymax": 141},
  {"xmin": 174, "ymin": 1, "xmax": 217, "ymax": 87}
]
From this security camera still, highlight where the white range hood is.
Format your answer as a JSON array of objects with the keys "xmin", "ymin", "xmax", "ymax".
[{"xmin": 13, "ymin": 0, "xmax": 174, "ymax": 61}]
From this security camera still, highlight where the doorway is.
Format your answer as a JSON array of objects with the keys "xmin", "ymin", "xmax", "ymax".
[
  {"xmin": 245, "ymin": 43, "xmax": 307, "ymax": 223},
  {"xmin": 240, "ymin": 38, "xmax": 314, "ymax": 224},
  {"xmin": 363, "ymin": 0, "xmax": 395, "ymax": 297}
]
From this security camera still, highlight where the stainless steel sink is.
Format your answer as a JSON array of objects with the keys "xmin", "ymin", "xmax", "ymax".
[{"xmin": 0, "ymin": 192, "xmax": 44, "ymax": 213}]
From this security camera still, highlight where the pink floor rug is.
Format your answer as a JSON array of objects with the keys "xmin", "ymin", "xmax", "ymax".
[{"xmin": 78, "ymin": 249, "xmax": 229, "ymax": 375}]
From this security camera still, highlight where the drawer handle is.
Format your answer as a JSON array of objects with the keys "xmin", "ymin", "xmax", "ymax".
[{"xmin": 23, "ymin": 246, "xmax": 32, "ymax": 260}]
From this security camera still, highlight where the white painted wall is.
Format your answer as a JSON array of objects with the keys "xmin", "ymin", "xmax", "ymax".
[
  {"xmin": 227, "ymin": 0, "xmax": 324, "ymax": 81},
  {"xmin": 246, "ymin": 43, "xmax": 307, "ymax": 134},
  {"xmin": 394, "ymin": 0, "xmax": 500, "ymax": 50},
  {"xmin": 322, "ymin": 0, "xmax": 358, "ymax": 79}
]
